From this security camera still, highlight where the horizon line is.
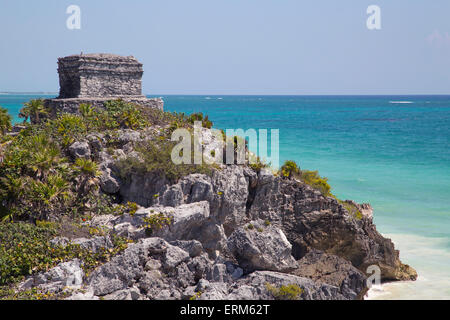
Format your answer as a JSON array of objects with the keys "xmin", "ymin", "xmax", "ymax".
[{"xmin": 2, "ymin": 92, "xmax": 450, "ymax": 97}]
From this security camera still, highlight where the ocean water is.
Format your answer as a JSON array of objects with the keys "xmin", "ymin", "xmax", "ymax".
[{"xmin": 2, "ymin": 94, "xmax": 450, "ymax": 299}]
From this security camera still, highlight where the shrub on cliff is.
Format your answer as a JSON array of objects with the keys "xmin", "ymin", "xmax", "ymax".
[
  {"xmin": 0, "ymin": 106, "xmax": 12, "ymax": 135},
  {"xmin": 114, "ymin": 138, "xmax": 213, "ymax": 184},
  {"xmin": 187, "ymin": 112, "xmax": 213, "ymax": 129},
  {"xmin": 19, "ymin": 99, "xmax": 49, "ymax": 124},
  {"xmin": 280, "ymin": 160, "xmax": 300, "ymax": 178},
  {"xmin": 249, "ymin": 156, "xmax": 269, "ymax": 173},
  {"xmin": 0, "ymin": 220, "xmax": 130, "ymax": 292},
  {"xmin": 340, "ymin": 201, "xmax": 363, "ymax": 220},
  {"xmin": 0, "ymin": 133, "xmax": 74, "ymax": 221},
  {"xmin": 103, "ymin": 99, "xmax": 149, "ymax": 130},
  {"xmin": 280, "ymin": 160, "xmax": 332, "ymax": 197},
  {"xmin": 300, "ymin": 170, "xmax": 332, "ymax": 197},
  {"xmin": 0, "ymin": 99, "xmax": 219, "ymax": 222}
]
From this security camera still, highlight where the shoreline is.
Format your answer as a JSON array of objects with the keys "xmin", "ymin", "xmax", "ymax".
[{"xmin": 367, "ymin": 233, "xmax": 450, "ymax": 300}]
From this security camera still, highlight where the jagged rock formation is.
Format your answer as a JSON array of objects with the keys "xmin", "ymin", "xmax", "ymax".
[
  {"xmin": 15, "ymin": 126, "xmax": 416, "ymax": 300},
  {"xmin": 45, "ymin": 54, "xmax": 163, "ymax": 116}
]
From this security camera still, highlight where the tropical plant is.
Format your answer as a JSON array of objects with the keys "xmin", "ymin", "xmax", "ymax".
[
  {"xmin": 73, "ymin": 158, "xmax": 100, "ymax": 197},
  {"xmin": 0, "ymin": 106, "xmax": 12, "ymax": 135},
  {"xmin": 114, "ymin": 139, "xmax": 213, "ymax": 184},
  {"xmin": 27, "ymin": 174, "xmax": 71, "ymax": 219},
  {"xmin": 79, "ymin": 103, "xmax": 95, "ymax": 118},
  {"xmin": 21, "ymin": 134, "xmax": 63, "ymax": 179},
  {"xmin": 142, "ymin": 213, "xmax": 173, "ymax": 236},
  {"xmin": 187, "ymin": 112, "xmax": 213, "ymax": 129},
  {"xmin": 19, "ymin": 99, "xmax": 48, "ymax": 123},
  {"xmin": 280, "ymin": 160, "xmax": 300, "ymax": 178},
  {"xmin": 300, "ymin": 170, "xmax": 332, "ymax": 197}
]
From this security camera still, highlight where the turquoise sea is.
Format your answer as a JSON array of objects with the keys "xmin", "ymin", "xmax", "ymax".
[{"xmin": 2, "ymin": 94, "xmax": 450, "ymax": 299}]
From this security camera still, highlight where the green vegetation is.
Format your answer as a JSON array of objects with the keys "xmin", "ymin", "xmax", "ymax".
[
  {"xmin": 127, "ymin": 201, "xmax": 139, "ymax": 216},
  {"xmin": 19, "ymin": 99, "xmax": 49, "ymax": 124},
  {"xmin": 189, "ymin": 291, "xmax": 203, "ymax": 300},
  {"xmin": 0, "ymin": 286, "xmax": 72, "ymax": 300},
  {"xmin": 0, "ymin": 106, "xmax": 12, "ymax": 135},
  {"xmin": 186, "ymin": 112, "xmax": 213, "ymax": 129},
  {"xmin": 280, "ymin": 160, "xmax": 300, "ymax": 179},
  {"xmin": 142, "ymin": 213, "xmax": 173, "ymax": 236},
  {"xmin": 300, "ymin": 170, "xmax": 332, "ymax": 197},
  {"xmin": 0, "ymin": 98, "xmax": 221, "ymax": 298},
  {"xmin": 0, "ymin": 133, "xmax": 73, "ymax": 221},
  {"xmin": 0, "ymin": 99, "xmax": 218, "ymax": 222},
  {"xmin": 280, "ymin": 160, "xmax": 332, "ymax": 197},
  {"xmin": 340, "ymin": 201, "xmax": 363, "ymax": 220},
  {"xmin": 114, "ymin": 138, "xmax": 214, "ymax": 184},
  {"xmin": 0, "ymin": 221, "xmax": 130, "ymax": 290},
  {"xmin": 248, "ymin": 156, "xmax": 269, "ymax": 173},
  {"xmin": 265, "ymin": 283, "xmax": 304, "ymax": 300}
]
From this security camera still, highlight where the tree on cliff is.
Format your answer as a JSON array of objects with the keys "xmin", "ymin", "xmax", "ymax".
[
  {"xmin": 19, "ymin": 99, "xmax": 48, "ymax": 124},
  {"xmin": 0, "ymin": 106, "xmax": 12, "ymax": 135}
]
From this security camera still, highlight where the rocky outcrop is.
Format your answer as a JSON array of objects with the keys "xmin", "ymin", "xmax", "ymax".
[
  {"xmin": 246, "ymin": 170, "xmax": 417, "ymax": 282},
  {"xmin": 69, "ymin": 141, "xmax": 91, "ymax": 159},
  {"xmin": 15, "ymin": 138, "xmax": 416, "ymax": 300},
  {"xmin": 19, "ymin": 237, "xmax": 349, "ymax": 300},
  {"xmin": 227, "ymin": 223, "xmax": 297, "ymax": 273},
  {"xmin": 19, "ymin": 259, "xmax": 84, "ymax": 293},
  {"xmin": 103, "ymin": 148, "xmax": 416, "ymax": 283},
  {"xmin": 119, "ymin": 166, "xmax": 252, "ymax": 236},
  {"xmin": 292, "ymin": 250, "xmax": 368, "ymax": 300}
]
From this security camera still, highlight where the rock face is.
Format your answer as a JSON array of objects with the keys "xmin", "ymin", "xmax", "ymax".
[
  {"xmin": 227, "ymin": 224, "xmax": 297, "ymax": 273},
  {"xmin": 115, "ymin": 164, "xmax": 416, "ymax": 282},
  {"xmin": 19, "ymin": 259, "xmax": 84, "ymax": 293},
  {"xmin": 17, "ymin": 162, "xmax": 417, "ymax": 300},
  {"xmin": 69, "ymin": 141, "xmax": 91, "ymax": 159},
  {"xmin": 246, "ymin": 172, "xmax": 417, "ymax": 282},
  {"xmin": 292, "ymin": 250, "xmax": 368, "ymax": 300},
  {"xmin": 45, "ymin": 53, "xmax": 163, "ymax": 117}
]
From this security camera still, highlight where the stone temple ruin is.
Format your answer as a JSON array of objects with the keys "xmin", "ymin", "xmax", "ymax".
[{"xmin": 45, "ymin": 53, "xmax": 163, "ymax": 114}]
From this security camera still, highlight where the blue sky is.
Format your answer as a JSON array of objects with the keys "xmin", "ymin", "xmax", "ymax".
[{"xmin": 0, "ymin": 0, "xmax": 449, "ymax": 94}]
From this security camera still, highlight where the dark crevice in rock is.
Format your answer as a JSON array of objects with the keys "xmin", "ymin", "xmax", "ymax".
[{"xmin": 245, "ymin": 181, "xmax": 257, "ymax": 215}]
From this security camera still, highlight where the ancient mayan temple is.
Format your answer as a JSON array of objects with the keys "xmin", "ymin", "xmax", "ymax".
[{"xmin": 45, "ymin": 53, "xmax": 163, "ymax": 114}]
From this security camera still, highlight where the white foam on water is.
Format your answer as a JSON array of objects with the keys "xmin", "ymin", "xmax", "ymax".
[
  {"xmin": 389, "ymin": 101, "xmax": 414, "ymax": 104},
  {"xmin": 366, "ymin": 233, "xmax": 450, "ymax": 300}
]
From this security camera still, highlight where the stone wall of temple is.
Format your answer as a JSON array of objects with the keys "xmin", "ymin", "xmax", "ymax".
[
  {"xmin": 46, "ymin": 53, "xmax": 163, "ymax": 114},
  {"xmin": 57, "ymin": 53, "xmax": 144, "ymax": 98}
]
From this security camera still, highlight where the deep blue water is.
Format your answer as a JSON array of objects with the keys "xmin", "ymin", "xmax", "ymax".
[{"xmin": 2, "ymin": 94, "xmax": 450, "ymax": 298}]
